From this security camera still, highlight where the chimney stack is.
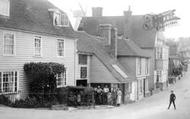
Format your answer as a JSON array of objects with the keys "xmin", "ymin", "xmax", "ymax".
[
  {"xmin": 99, "ymin": 24, "xmax": 112, "ymax": 45},
  {"xmin": 99, "ymin": 24, "xmax": 118, "ymax": 59},
  {"xmin": 110, "ymin": 27, "xmax": 118, "ymax": 58},
  {"xmin": 92, "ymin": 7, "xmax": 103, "ymax": 17}
]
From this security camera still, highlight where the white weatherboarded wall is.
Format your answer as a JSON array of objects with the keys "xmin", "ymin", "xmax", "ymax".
[{"xmin": 0, "ymin": 29, "xmax": 76, "ymax": 99}]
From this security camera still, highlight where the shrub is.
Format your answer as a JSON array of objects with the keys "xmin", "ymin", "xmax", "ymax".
[
  {"xmin": 24, "ymin": 62, "xmax": 65, "ymax": 105},
  {"xmin": 56, "ymin": 86, "xmax": 94, "ymax": 107},
  {"xmin": 0, "ymin": 95, "xmax": 13, "ymax": 106}
]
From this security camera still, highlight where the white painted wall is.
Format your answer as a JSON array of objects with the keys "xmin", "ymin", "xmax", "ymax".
[
  {"xmin": 0, "ymin": 29, "xmax": 76, "ymax": 98},
  {"xmin": 75, "ymin": 54, "xmax": 91, "ymax": 84},
  {"xmin": 130, "ymin": 81, "xmax": 137, "ymax": 101}
]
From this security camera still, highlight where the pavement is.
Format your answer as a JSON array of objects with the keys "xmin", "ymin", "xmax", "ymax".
[{"xmin": 1, "ymin": 69, "xmax": 190, "ymax": 119}]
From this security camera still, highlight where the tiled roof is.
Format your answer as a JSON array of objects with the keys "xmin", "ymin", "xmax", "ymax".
[
  {"xmin": 117, "ymin": 38, "xmax": 150, "ymax": 57},
  {"xmin": 127, "ymin": 16, "xmax": 157, "ymax": 48},
  {"xmin": 0, "ymin": 0, "xmax": 75, "ymax": 38},
  {"xmin": 79, "ymin": 15, "xmax": 157, "ymax": 48},
  {"xmin": 75, "ymin": 31, "xmax": 135, "ymax": 83},
  {"xmin": 79, "ymin": 16, "xmax": 125, "ymax": 36}
]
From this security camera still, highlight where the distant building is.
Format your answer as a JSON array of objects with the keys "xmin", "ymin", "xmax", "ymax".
[
  {"xmin": 75, "ymin": 31, "xmax": 136, "ymax": 103},
  {"xmin": 78, "ymin": 7, "xmax": 172, "ymax": 92},
  {"xmin": 77, "ymin": 8, "xmax": 151, "ymax": 101}
]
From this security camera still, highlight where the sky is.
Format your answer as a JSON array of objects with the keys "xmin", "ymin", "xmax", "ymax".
[{"xmin": 48, "ymin": 0, "xmax": 190, "ymax": 39}]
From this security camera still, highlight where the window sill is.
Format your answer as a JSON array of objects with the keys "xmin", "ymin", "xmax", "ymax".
[
  {"xmin": 33, "ymin": 55, "xmax": 43, "ymax": 58},
  {"xmin": 3, "ymin": 54, "xmax": 16, "ymax": 57},
  {"xmin": 54, "ymin": 24, "xmax": 69, "ymax": 28},
  {"xmin": 57, "ymin": 56, "xmax": 65, "ymax": 58},
  {"xmin": 0, "ymin": 92, "xmax": 19, "ymax": 95},
  {"xmin": 57, "ymin": 85, "xmax": 66, "ymax": 88},
  {"xmin": 0, "ymin": 14, "xmax": 9, "ymax": 19}
]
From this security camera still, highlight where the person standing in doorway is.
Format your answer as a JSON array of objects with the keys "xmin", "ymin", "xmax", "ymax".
[
  {"xmin": 116, "ymin": 88, "xmax": 122, "ymax": 106},
  {"xmin": 111, "ymin": 87, "xmax": 117, "ymax": 106},
  {"xmin": 103, "ymin": 85, "xmax": 109, "ymax": 104},
  {"xmin": 168, "ymin": 90, "xmax": 176, "ymax": 110},
  {"xmin": 96, "ymin": 86, "xmax": 103, "ymax": 105}
]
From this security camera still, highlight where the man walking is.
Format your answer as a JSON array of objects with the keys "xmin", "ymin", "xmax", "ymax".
[{"xmin": 168, "ymin": 90, "xmax": 176, "ymax": 110}]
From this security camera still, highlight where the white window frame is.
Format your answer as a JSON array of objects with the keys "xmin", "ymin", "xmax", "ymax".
[
  {"xmin": 139, "ymin": 80, "xmax": 143, "ymax": 93},
  {"xmin": 137, "ymin": 58, "xmax": 142, "ymax": 75},
  {"xmin": 0, "ymin": 0, "xmax": 10, "ymax": 17},
  {"xmin": 78, "ymin": 54, "xmax": 88, "ymax": 65},
  {"xmin": 34, "ymin": 36, "xmax": 42, "ymax": 57},
  {"xmin": 53, "ymin": 11, "xmax": 69, "ymax": 27},
  {"xmin": 3, "ymin": 32, "xmax": 16, "ymax": 56},
  {"xmin": 80, "ymin": 66, "xmax": 88, "ymax": 79},
  {"xmin": 57, "ymin": 39, "xmax": 65, "ymax": 57},
  {"xmin": 145, "ymin": 59, "xmax": 149, "ymax": 75},
  {"xmin": 0, "ymin": 71, "xmax": 19, "ymax": 94},
  {"xmin": 56, "ymin": 73, "xmax": 66, "ymax": 88}
]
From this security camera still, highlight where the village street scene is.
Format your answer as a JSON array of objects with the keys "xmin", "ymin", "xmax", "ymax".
[
  {"xmin": 0, "ymin": 0, "xmax": 190, "ymax": 119},
  {"xmin": 0, "ymin": 68, "xmax": 190, "ymax": 119}
]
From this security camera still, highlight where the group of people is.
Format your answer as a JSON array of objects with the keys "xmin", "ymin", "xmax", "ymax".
[{"xmin": 94, "ymin": 85, "xmax": 122, "ymax": 106}]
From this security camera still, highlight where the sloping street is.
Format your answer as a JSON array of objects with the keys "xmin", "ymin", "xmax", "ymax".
[{"xmin": 0, "ymin": 67, "xmax": 190, "ymax": 119}]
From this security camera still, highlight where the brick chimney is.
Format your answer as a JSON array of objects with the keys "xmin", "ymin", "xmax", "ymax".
[
  {"xmin": 99, "ymin": 24, "xmax": 112, "ymax": 45},
  {"xmin": 92, "ymin": 7, "xmax": 103, "ymax": 17},
  {"xmin": 110, "ymin": 27, "xmax": 118, "ymax": 58},
  {"xmin": 123, "ymin": 6, "xmax": 132, "ymax": 38},
  {"xmin": 99, "ymin": 24, "xmax": 118, "ymax": 58}
]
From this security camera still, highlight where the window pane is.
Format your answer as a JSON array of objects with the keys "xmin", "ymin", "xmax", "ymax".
[
  {"xmin": 80, "ymin": 67, "xmax": 87, "ymax": 78},
  {"xmin": 4, "ymin": 33, "xmax": 14, "ymax": 55},
  {"xmin": 57, "ymin": 40, "xmax": 64, "ymax": 56},
  {"xmin": 137, "ymin": 58, "xmax": 141, "ymax": 75},
  {"xmin": 54, "ymin": 12, "xmax": 61, "ymax": 25},
  {"xmin": 79, "ymin": 54, "xmax": 87, "ymax": 64},
  {"xmin": 0, "ymin": 72, "xmax": 1, "ymax": 93},
  {"xmin": 15, "ymin": 72, "xmax": 17, "ymax": 92},
  {"xmin": 1, "ymin": 71, "xmax": 18, "ymax": 93},
  {"xmin": 35, "ymin": 37, "xmax": 41, "ymax": 56},
  {"xmin": 61, "ymin": 14, "xmax": 69, "ymax": 26},
  {"xmin": 56, "ymin": 73, "xmax": 66, "ymax": 87},
  {"xmin": 0, "ymin": 0, "xmax": 10, "ymax": 16}
]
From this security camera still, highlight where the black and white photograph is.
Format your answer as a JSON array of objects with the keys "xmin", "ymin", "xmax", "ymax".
[{"xmin": 0, "ymin": 0, "xmax": 189, "ymax": 119}]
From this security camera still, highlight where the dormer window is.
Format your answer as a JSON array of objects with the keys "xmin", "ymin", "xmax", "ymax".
[
  {"xmin": 0, "ymin": 0, "xmax": 10, "ymax": 17},
  {"xmin": 52, "ymin": 10, "xmax": 69, "ymax": 27}
]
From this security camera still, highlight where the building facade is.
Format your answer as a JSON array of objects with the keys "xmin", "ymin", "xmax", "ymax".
[
  {"xmin": 75, "ymin": 31, "xmax": 136, "ymax": 103},
  {"xmin": 0, "ymin": 0, "xmax": 77, "ymax": 100}
]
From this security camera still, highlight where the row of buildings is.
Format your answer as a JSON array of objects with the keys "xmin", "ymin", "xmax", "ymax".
[{"xmin": 0, "ymin": 0, "xmax": 179, "ymax": 103}]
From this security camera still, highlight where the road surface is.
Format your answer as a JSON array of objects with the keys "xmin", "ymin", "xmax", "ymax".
[{"xmin": 1, "ymin": 69, "xmax": 190, "ymax": 119}]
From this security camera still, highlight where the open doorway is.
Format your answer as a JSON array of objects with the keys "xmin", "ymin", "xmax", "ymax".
[{"xmin": 76, "ymin": 80, "xmax": 87, "ymax": 87}]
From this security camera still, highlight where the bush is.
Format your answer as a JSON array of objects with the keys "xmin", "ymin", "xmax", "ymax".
[
  {"xmin": 56, "ymin": 86, "xmax": 94, "ymax": 107},
  {"xmin": 12, "ymin": 97, "xmax": 39, "ymax": 108},
  {"xmin": 0, "ymin": 95, "xmax": 13, "ymax": 106},
  {"xmin": 24, "ymin": 62, "xmax": 65, "ymax": 105}
]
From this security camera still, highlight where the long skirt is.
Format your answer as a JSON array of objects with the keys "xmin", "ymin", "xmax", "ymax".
[{"xmin": 117, "ymin": 95, "xmax": 121, "ymax": 104}]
